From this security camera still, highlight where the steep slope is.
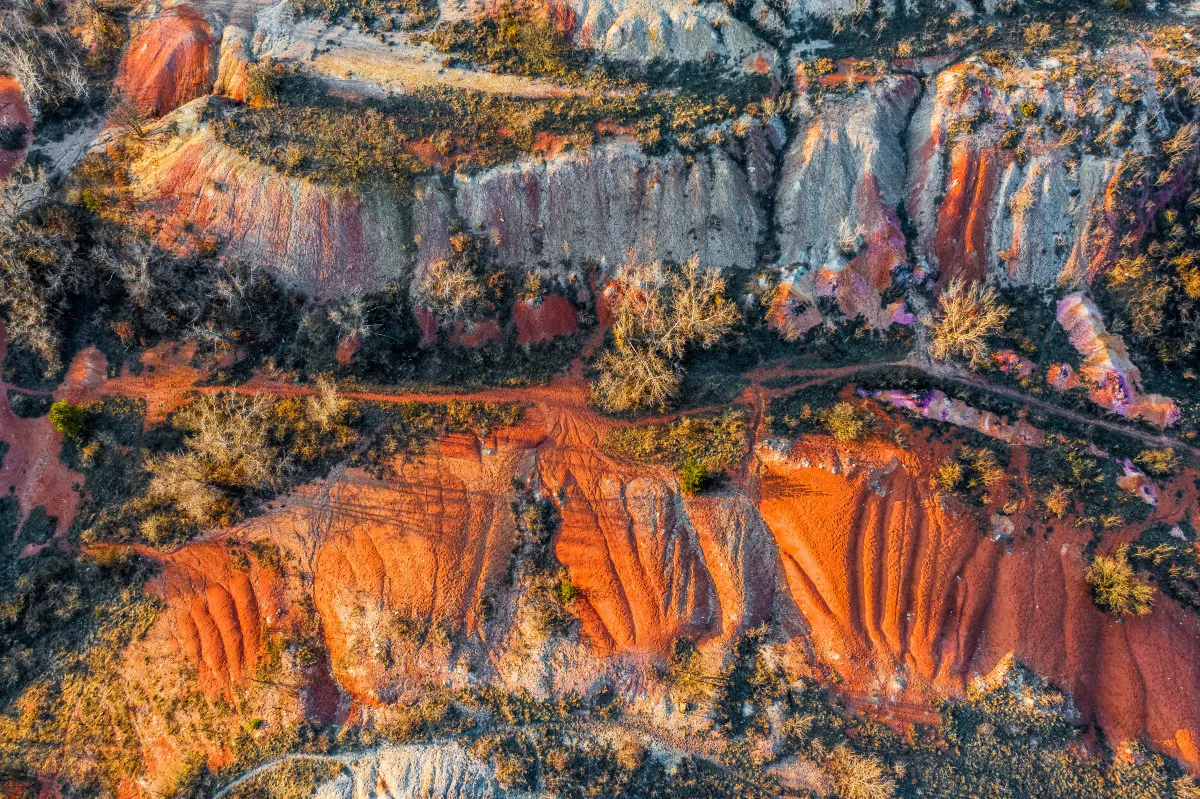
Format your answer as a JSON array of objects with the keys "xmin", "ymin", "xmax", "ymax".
[
  {"xmin": 128, "ymin": 100, "xmax": 778, "ymax": 295},
  {"xmin": 128, "ymin": 101, "xmax": 413, "ymax": 299},
  {"xmin": 308, "ymin": 424, "xmax": 541, "ymax": 703},
  {"xmin": 117, "ymin": 5, "xmax": 218, "ymax": 117},
  {"xmin": 756, "ymin": 434, "xmax": 1200, "ymax": 769},
  {"xmin": 774, "ymin": 72, "xmax": 920, "ymax": 331},
  {"xmin": 454, "ymin": 131, "xmax": 775, "ymax": 275},
  {"xmin": 557, "ymin": 0, "xmax": 779, "ymax": 74},
  {"xmin": 906, "ymin": 48, "xmax": 1200, "ymax": 287}
]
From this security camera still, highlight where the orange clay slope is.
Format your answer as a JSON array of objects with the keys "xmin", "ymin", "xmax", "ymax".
[
  {"xmin": 757, "ymin": 430, "xmax": 1200, "ymax": 769},
  {"xmin": 116, "ymin": 5, "xmax": 217, "ymax": 117},
  {"xmin": 27, "ymin": 343, "xmax": 1200, "ymax": 773}
]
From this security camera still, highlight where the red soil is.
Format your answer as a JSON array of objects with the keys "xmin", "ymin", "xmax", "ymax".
[
  {"xmin": 513, "ymin": 294, "xmax": 578, "ymax": 345},
  {"xmin": 116, "ymin": 5, "xmax": 216, "ymax": 117},
  {"xmin": 15, "ymin": 334, "xmax": 1200, "ymax": 772},
  {"xmin": 0, "ymin": 327, "xmax": 82, "ymax": 538},
  {"xmin": 0, "ymin": 76, "xmax": 32, "ymax": 181},
  {"xmin": 145, "ymin": 540, "xmax": 278, "ymax": 695}
]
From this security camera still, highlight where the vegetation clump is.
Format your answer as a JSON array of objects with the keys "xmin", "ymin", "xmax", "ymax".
[
  {"xmin": 1130, "ymin": 522, "xmax": 1200, "ymax": 613},
  {"xmin": 48, "ymin": 399, "xmax": 87, "ymax": 438},
  {"xmin": 287, "ymin": 0, "xmax": 437, "ymax": 33},
  {"xmin": 601, "ymin": 409, "xmax": 747, "ymax": 492},
  {"xmin": 820, "ymin": 400, "xmax": 873, "ymax": 441},
  {"xmin": 1087, "ymin": 545, "xmax": 1156, "ymax": 617},
  {"xmin": 424, "ymin": 5, "xmax": 589, "ymax": 81},
  {"xmin": 934, "ymin": 445, "xmax": 1006, "ymax": 503},
  {"xmin": 213, "ymin": 77, "xmax": 767, "ymax": 192},
  {"xmin": 593, "ymin": 255, "xmax": 740, "ymax": 413},
  {"xmin": 129, "ymin": 382, "xmax": 356, "ymax": 544},
  {"xmin": 1030, "ymin": 434, "xmax": 1148, "ymax": 530},
  {"xmin": 355, "ymin": 399, "xmax": 524, "ymax": 475}
]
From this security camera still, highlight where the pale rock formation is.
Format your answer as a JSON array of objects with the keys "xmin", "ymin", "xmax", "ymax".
[
  {"xmin": 563, "ymin": 0, "xmax": 780, "ymax": 74},
  {"xmin": 314, "ymin": 745, "xmax": 507, "ymax": 799},
  {"xmin": 774, "ymin": 73, "xmax": 920, "ymax": 330},
  {"xmin": 862, "ymin": 388, "xmax": 1046, "ymax": 446},
  {"xmin": 455, "ymin": 130, "xmax": 775, "ymax": 276},
  {"xmin": 1056, "ymin": 293, "xmax": 1180, "ymax": 428}
]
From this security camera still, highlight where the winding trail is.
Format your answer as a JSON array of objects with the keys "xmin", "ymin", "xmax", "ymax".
[{"xmin": 184, "ymin": 358, "xmax": 1200, "ymax": 459}]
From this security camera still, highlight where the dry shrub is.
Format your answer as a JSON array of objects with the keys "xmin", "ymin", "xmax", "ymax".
[
  {"xmin": 416, "ymin": 232, "xmax": 489, "ymax": 323},
  {"xmin": 1134, "ymin": 447, "xmax": 1180, "ymax": 477},
  {"xmin": 826, "ymin": 745, "xmax": 896, "ymax": 799},
  {"xmin": 147, "ymin": 393, "xmax": 279, "ymax": 526},
  {"xmin": 1041, "ymin": 484, "xmax": 1071, "ymax": 519},
  {"xmin": 1087, "ymin": 546, "xmax": 1155, "ymax": 617},
  {"xmin": 926, "ymin": 279, "xmax": 1011, "ymax": 367},
  {"xmin": 593, "ymin": 255, "xmax": 739, "ymax": 413}
]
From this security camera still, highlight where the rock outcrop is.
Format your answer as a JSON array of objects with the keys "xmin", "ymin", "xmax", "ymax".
[
  {"xmin": 906, "ymin": 49, "xmax": 1200, "ymax": 288},
  {"xmin": 1056, "ymin": 293, "xmax": 1180, "ymax": 428},
  {"xmin": 862, "ymin": 388, "xmax": 1046, "ymax": 446},
  {"xmin": 117, "ymin": 5, "xmax": 218, "ymax": 117},
  {"xmin": 559, "ymin": 0, "xmax": 779, "ymax": 74},
  {"xmin": 129, "ymin": 99, "xmax": 778, "ymax": 295},
  {"xmin": 455, "ymin": 133, "xmax": 773, "ymax": 275},
  {"xmin": 314, "ymin": 744, "xmax": 508, "ymax": 799},
  {"xmin": 774, "ymin": 73, "xmax": 920, "ymax": 330}
]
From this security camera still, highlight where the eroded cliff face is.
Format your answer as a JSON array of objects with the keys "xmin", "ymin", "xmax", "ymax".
[
  {"xmin": 905, "ymin": 48, "xmax": 1198, "ymax": 288},
  {"xmin": 128, "ymin": 98, "xmax": 781, "ymax": 295},
  {"xmin": 129, "ymin": 101, "xmax": 413, "ymax": 299},
  {"xmin": 86, "ymin": 364, "xmax": 1200, "ymax": 776},
  {"xmin": 756, "ymin": 433, "xmax": 1200, "ymax": 769},
  {"xmin": 454, "ymin": 128, "xmax": 779, "ymax": 274},
  {"xmin": 774, "ymin": 73, "xmax": 920, "ymax": 332}
]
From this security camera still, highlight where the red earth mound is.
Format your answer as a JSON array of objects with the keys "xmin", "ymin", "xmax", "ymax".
[
  {"xmin": 116, "ymin": 5, "xmax": 216, "ymax": 117},
  {"xmin": 146, "ymin": 540, "xmax": 279, "ymax": 695}
]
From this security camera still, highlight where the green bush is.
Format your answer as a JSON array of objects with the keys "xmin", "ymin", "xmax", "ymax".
[
  {"xmin": 48, "ymin": 400, "xmax": 87, "ymax": 438},
  {"xmin": 678, "ymin": 459, "xmax": 710, "ymax": 495}
]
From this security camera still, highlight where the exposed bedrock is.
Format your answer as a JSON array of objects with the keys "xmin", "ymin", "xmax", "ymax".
[
  {"xmin": 130, "ymin": 100, "xmax": 782, "ymax": 296},
  {"xmin": 906, "ymin": 49, "xmax": 1200, "ymax": 288},
  {"xmin": 117, "ymin": 4, "xmax": 219, "ymax": 117},
  {"xmin": 130, "ymin": 102, "xmax": 414, "ymax": 300},
  {"xmin": 774, "ymin": 73, "xmax": 920, "ymax": 331},
  {"xmin": 314, "ymin": 744, "xmax": 510, "ymax": 799},
  {"xmin": 556, "ymin": 0, "xmax": 780, "ymax": 74},
  {"xmin": 453, "ymin": 128, "xmax": 780, "ymax": 274}
]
